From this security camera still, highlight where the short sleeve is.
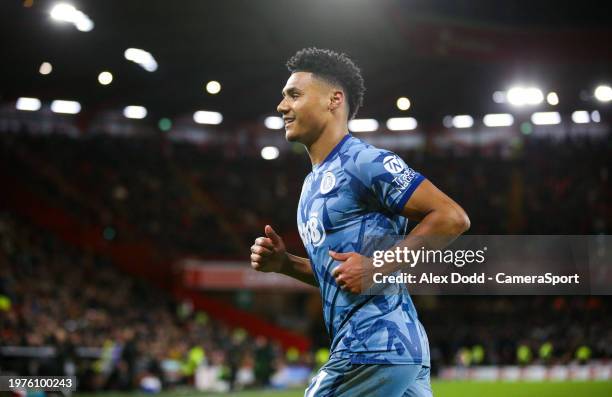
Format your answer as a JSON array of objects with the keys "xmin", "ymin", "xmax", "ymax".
[{"xmin": 348, "ymin": 149, "xmax": 425, "ymax": 214}]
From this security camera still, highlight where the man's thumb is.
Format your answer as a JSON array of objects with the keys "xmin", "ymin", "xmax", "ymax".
[
  {"xmin": 265, "ymin": 225, "xmax": 282, "ymax": 244},
  {"xmin": 329, "ymin": 250, "xmax": 350, "ymax": 261}
]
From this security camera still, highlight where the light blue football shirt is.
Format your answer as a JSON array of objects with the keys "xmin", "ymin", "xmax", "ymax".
[{"xmin": 297, "ymin": 134, "xmax": 430, "ymax": 365}]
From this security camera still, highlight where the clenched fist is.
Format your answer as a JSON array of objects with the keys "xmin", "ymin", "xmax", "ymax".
[
  {"xmin": 330, "ymin": 250, "xmax": 374, "ymax": 294},
  {"xmin": 250, "ymin": 225, "xmax": 288, "ymax": 273}
]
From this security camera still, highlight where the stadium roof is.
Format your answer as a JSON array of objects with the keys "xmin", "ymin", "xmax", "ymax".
[{"xmin": 2, "ymin": 0, "xmax": 611, "ymax": 125}]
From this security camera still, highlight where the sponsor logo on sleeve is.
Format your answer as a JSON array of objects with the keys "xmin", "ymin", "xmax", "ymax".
[
  {"xmin": 383, "ymin": 155, "xmax": 418, "ymax": 190},
  {"xmin": 383, "ymin": 155, "xmax": 405, "ymax": 174},
  {"xmin": 392, "ymin": 168, "xmax": 418, "ymax": 190}
]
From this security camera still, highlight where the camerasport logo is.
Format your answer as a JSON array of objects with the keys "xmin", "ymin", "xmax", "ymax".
[{"xmin": 298, "ymin": 215, "xmax": 326, "ymax": 247}]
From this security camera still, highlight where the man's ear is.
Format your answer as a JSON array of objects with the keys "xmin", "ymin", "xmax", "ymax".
[{"xmin": 329, "ymin": 90, "xmax": 345, "ymax": 112}]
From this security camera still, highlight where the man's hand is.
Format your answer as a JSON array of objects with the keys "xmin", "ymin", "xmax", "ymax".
[
  {"xmin": 250, "ymin": 225, "xmax": 288, "ymax": 273},
  {"xmin": 329, "ymin": 250, "xmax": 374, "ymax": 294}
]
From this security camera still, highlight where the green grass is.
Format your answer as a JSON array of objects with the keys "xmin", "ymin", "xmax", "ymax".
[
  {"xmin": 74, "ymin": 380, "xmax": 612, "ymax": 397},
  {"xmin": 433, "ymin": 381, "xmax": 612, "ymax": 397}
]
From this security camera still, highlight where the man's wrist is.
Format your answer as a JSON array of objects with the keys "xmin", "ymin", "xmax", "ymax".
[{"xmin": 278, "ymin": 252, "xmax": 292, "ymax": 275}]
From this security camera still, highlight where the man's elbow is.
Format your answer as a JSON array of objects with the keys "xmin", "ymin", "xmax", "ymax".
[
  {"xmin": 447, "ymin": 207, "xmax": 470, "ymax": 235},
  {"xmin": 454, "ymin": 208, "xmax": 471, "ymax": 234}
]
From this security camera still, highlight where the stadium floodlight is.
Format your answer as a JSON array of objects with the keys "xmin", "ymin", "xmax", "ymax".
[
  {"xmin": 546, "ymin": 92, "xmax": 559, "ymax": 106},
  {"xmin": 386, "ymin": 117, "xmax": 417, "ymax": 131},
  {"xmin": 492, "ymin": 91, "xmax": 506, "ymax": 103},
  {"xmin": 74, "ymin": 14, "xmax": 94, "ymax": 32},
  {"xmin": 483, "ymin": 113, "xmax": 514, "ymax": 127},
  {"xmin": 193, "ymin": 110, "xmax": 223, "ymax": 125},
  {"xmin": 442, "ymin": 116, "xmax": 453, "ymax": 128},
  {"xmin": 594, "ymin": 85, "xmax": 612, "ymax": 102},
  {"xmin": 264, "ymin": 116, "xmax": 284, "ymax": 130},
  {"xmin": 124, "ymin": 48, "xmax": 158, "ymax": 72},
  {"xmin": 348, "ymin": 119, "xmax": 378, "ymax": 132},
  {"xmin": 50, "ymin": 100, "xmax": 81, "ymax": 114},
  {"xmin": 206, "ymin": 81, "xmax": 221, "ymax": 95},
  {"xmin": 571, "ymin": 111, "xmax": 590, "ymax": 124},
  {"xmin": 50, "ymin": 3, "xmax": 94, "ymax": 32},
  {"xmin": 452, "ymin": 115, "xmax": 474, "ymax": 129},
  {"xmin": 98, "ymin": 71, "xmax": 113, "ymax": 85},
  {"xmin": 39, "ymin": 62, "xmax": 53, "ymax": 75},
  {"xmin": 16, "ymin": 97, "xmax": 42, "ymax": 111},
  {"xmin": 591, "ymin": 111, "xmax": 601, "ymax": 123},
  {"xmin": 50, "ymin": 3, "xmax": 78, "ymax": 22},
  {"xmin": 531, "ymin": 111, "xmax": 561, "ymax": 125},
  {"xmin": 261, "ymin": 146, "xmax": 280, "ymax": 160},
  {"xmin": 507, "ymin": 86, "xmax": 544, "ymax": 106},
  {"xmin": 123, "ymin": 106, "xmax": 147, "ymax": 120},
  {"xmin": 396, "ymin": 97, "xmax": 411, "ymax": 111}
]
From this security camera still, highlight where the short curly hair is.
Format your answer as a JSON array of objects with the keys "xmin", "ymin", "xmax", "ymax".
[{"xmin": 286, "ymin": 47, "xmax": 365, "ymax": 120}]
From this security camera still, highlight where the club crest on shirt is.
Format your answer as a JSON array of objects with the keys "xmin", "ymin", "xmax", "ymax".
[
  {"xmin": 383, "ymin": 155, "xmax": 405, "ymax": 174},
  {"xmin": 320, "ymin": 171, "xmax": 336, "ymax": 194}
]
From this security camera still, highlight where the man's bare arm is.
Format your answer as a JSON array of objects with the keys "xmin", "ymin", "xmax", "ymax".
[
  {"xmin": 385, "ymin": 179, "xmax": 470, "ymax": 273},
  {"xmin": 331, "ymin": 179, "xmax": 470, "ymax": 292},
  {"xmin": 281, "ymin": 253, "xmax": 318, "ymax": 287}
]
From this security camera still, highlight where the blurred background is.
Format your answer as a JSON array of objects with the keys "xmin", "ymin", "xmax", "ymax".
[{"xmin": 1, "ymin": 0, "xmax": 611, "ymax": 395}]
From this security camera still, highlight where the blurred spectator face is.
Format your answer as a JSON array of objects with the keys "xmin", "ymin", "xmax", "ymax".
[{"xmin": 277, "ymin": 72, "xmax": 337, "ymax": 145}]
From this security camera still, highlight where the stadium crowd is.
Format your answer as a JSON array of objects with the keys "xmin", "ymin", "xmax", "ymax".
[
  {"xmin": 1, "ymin": 127, "xmax": 611, "ymax": 390},
  {"xmin": 0, "ymin": 213, "xmax": 286, "ymax": 391}
]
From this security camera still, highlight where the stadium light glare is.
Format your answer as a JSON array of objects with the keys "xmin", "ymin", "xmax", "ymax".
[
  {"xmin": 50, "ymin": 100, "xmax": 81, "ymax": 114},
  {"xmin": 98, "ymin": 71, "xmax": 113, "ymax": 85},
  {"xmin": 396, "ymin": 97, "xmax": 411, "ymax": 111},
  {"xmin": 50, "ymin": 3, "xmax": 77, "ymax": 22},
  {"xmin": 594, "ymin": 85, "xmax": 612, "ymax": 102},
  {"xmin": 124, "ymin": 48, "xmax": 158, "ymax": 72},
  {"xmin": 50, "ymin": 3, "xmax": 94, "ymax": 32},
  {"xmin": 442, "ymin": 116, "xmax": 453, "ymax": 128},
  {"xmin": 386, "ymin": 117, "xmax": 417, "ymax": 131},
  {"xmin": 261, "ymin": 146, "xmax": 280, "ymax": 160},
  {"xmin": 531, "ymin": 111, "xmax": 561, "ymax": 125},
  {"xmin": 193, "ymin": 110, "xmax": 223, "ymax": 125},
  {"xmin": 16, "ymin": 97, "xmax": 41, "ymax": 111},
  {"xmin": 264, "ymin": 116, "xmax": 284, "ymax": 130},
  {"xmin": 571, "ymin": 111, "xmax": 590, "ymax": 124},
  {"xmin": 348, "ymin": 119, "xmax": 379, "ymax": 132},
  {"xmin": 74, "ymin": 14, "xmax": 94, "ymax": 32},
  {"xmin": 591, "ymin": 110, "xmax": 601, "ymax": 123},
  {"xmin": 483, "ymin": 113, "xmax": 514, "ymax": 127},
  {"xmin": 39, "ymin": 62, "xmax": 53, "ymax": 75},
  {"xmin": 546, "ymin": 92, "xmax": 559, "ymax": 106},
  {"xmin": 123, "ymin": 106, "xmax": 147, "ymax": 120},
  {"xmin": 452, "ymin": 115, "xmax": 474, "ymax": 129},
  {"xmin": 507, "ymin": 86, "xmax": 544, "ymax": 106},
  {"xmin": 206, "ymin": 81, "xmax": 221, "ymax": 95},
  {"xmin": 492, "ymin": 91, "xmax": 506, "ymax": 103},
  {"xmin": 158, "ymin": 118, "xmax": 172, "ymax": 131}
]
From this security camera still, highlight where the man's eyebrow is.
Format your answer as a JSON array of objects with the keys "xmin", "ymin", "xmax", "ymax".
[{"xmin": 281, "ymin": 87, "xmax": 301, "ymax": 97}]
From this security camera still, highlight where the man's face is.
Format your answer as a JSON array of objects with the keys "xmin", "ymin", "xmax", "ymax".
[{"xmin": 277, "ymin": 72, "xmax": 332, "ymax": 144}]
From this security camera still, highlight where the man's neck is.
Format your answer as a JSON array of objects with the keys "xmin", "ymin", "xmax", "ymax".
[{"xmin": 306, "ymin": 125, "xmax": 349, "ymax": 166}]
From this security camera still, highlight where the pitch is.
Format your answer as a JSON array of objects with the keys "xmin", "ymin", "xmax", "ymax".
[{"xmin": 74, "ymin": 380, "xmax": 612, "ymax": 397}]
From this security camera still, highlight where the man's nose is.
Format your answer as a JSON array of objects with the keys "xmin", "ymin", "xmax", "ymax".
[{"xmin": 277, "ymin": 98, "xmax": 289, "ymax": 114}]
